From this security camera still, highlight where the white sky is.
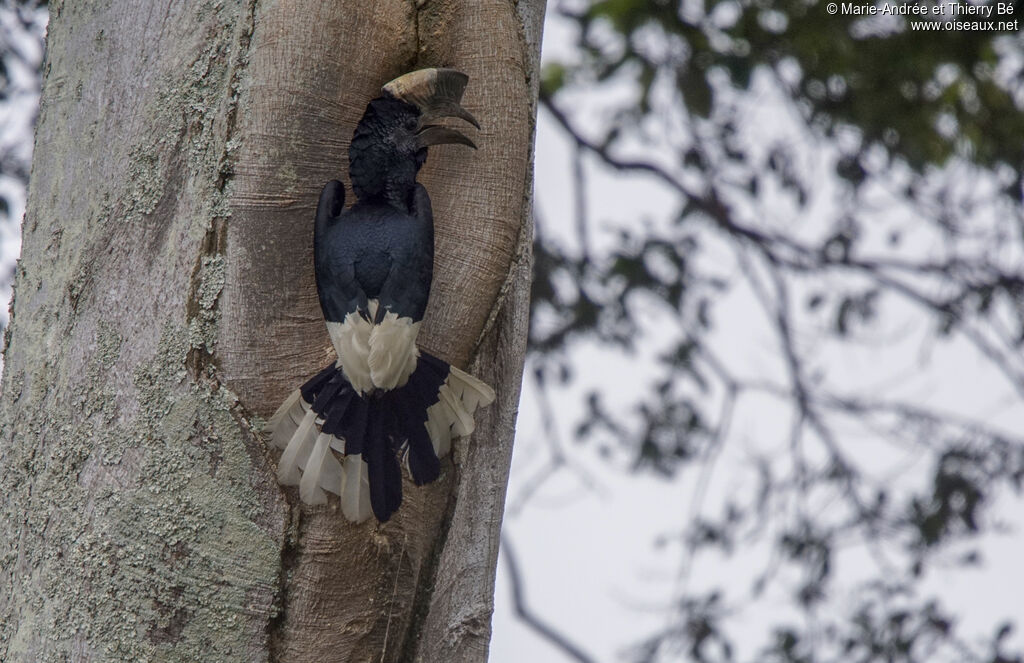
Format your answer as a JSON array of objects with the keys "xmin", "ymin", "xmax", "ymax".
[
  {"xmin": 490, "ymin": 9, "xmax": 1024, "ymax": 663},
  {"xmin": 0, "ymin": 3, "xmax": 46, "ymax": 326}
]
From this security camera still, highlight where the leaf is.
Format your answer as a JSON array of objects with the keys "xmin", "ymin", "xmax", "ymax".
[
  {"xmin": 540, "ymin": 62, "xmax": 568, "ymax": 98},
  {"xmin": 677, "ymin": 65, "xmax": 713, "ymax": 118}
]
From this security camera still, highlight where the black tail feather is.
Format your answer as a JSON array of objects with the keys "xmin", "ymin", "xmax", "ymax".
[
  {"xmin": 291, "ymin": 353, "xmax": 469, "ymax": 521},
  {"xmin": 340, "ymin": 395, "xmax": 368, "ymax": 455},
  {"xmin": 382, "ymin": 401, "xmax": 406, "ymax": 507},
  {"xmin": 404, "ymin": 363, "xmax": 441, "ymax": 412},
  {"xmin": 320, "ymin": 386, "xmax": 354, "ymax": 436},
  {"xmin": 299, "ymin": 363, "xmax": 335, "ymax": 402},
  {"xmin": 365, "ymin": 399, "xmax": 387, "ymax": 519},
  {"xmin": 311, "ymin": 373, "xmax": 344, "ymax": 412},
  {"xmin": 392, "ymin": 387, "xmax": 441, "ymax": 485},
  {"xmin": 366, "ymin": 399, "xmax": 404, "ymax": 521},
  {"xmin": 417, "ymin": 356, "xmax": 448, "ymax": 390}
]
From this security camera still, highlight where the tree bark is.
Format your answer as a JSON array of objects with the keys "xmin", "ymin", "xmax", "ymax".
[{"xmin": 0, "ymin": 1, "xmax": 542, "ymax": 661}]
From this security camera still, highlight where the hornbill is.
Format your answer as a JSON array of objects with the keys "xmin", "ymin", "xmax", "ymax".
[{"xmin": 268, "ymin": 68, "xmax": 495, "ymax": 523}]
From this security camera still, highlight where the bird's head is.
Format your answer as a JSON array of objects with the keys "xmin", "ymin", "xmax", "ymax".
[{"xmin": 349, "ymin": 68, "xmax": 479, "ymax": 210}]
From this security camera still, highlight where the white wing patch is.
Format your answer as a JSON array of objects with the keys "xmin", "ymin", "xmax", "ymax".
[
  {"xmin": 368, "ymin": 311, "xmax": 421, "ymax": 390},
  {"xmin": 327, "ymin": 299, "xmax": 421, "ymax": 394},
  {"xmin": 327, "ymin": 313, "xmax": 374, "ymax": 395}
]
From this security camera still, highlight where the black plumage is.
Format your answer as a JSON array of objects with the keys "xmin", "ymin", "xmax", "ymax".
[
  {"xmin": 269, "ymin": 68, "xmax": 495, "ymax": 523},
  {"xmin": 314, "ymin": 177, "xmax": 434, "ymax": 327}
]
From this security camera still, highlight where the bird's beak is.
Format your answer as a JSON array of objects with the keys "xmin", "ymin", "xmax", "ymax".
[
  {"xmin": 415, "ymin": 125, "xmax": 477, "ymax": 149},
  {"xmin": 382, "ymin": 68, "xmax": 480, "ymax": 149}
]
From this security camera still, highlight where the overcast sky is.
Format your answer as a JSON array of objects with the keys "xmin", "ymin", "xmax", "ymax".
[{"xmin": 489, "ymin": 9, "xmax": 1024, "ymax": 662}]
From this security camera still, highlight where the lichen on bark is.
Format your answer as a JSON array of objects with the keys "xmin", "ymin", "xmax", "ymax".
[
  {"xmin": 0, "ymin": 1, "xmax": 286, "ymax": 661},
  {"xmin": 2, "ymin": 323, "xmax": 281, "ymax": 662},
  {"xmin": 0, "ymin": 0, "xmax": 543, "ymax": 660}
]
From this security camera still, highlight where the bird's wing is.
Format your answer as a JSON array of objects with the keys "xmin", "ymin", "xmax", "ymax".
[
  {"xmin": 314, "ymin": 181, "xmax": 379, "ymax": 393},
  {"xmin": 314, "ymin": 181, "xmax": 369, "ymax": 322},
  {"xmin": 377, "ymin": 183, "xmax": 433, "ymax": 322},
  {"xmin": 367, "ymin": 184, "xmax": 435, "ymax": 390}
]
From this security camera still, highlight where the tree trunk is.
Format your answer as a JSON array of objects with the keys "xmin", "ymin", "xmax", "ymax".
[{"xmin": 0, "ymin": 1, "xmax": 542, "ymax": 661}]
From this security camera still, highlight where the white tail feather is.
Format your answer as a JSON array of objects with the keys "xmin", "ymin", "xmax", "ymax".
[
  {"xmin": 425, "ymin": 405, "xmax": 452, "ymax": 457},
  {"xmin": 278, "ymin": 409, "xmax": 317, "ymax": 485},
  {"xmin": 448, "ymin": 366, "xmax": 496, "ymax": 412},
  {"xmin": 268, "ymin": 388, "xmax": 302, "ymax": 439},
  {"xmin": 340, "ymin": 455, "xmax": 373, "ymax": 522},
  {"xmin": 318, "ymin": 448, "xmax": 344, "ymax": 495},
  {"xmin": 300, "ymin": 433, "xmax": 334, "ymax": 504},
  {"xmin": 422, "ymin": 366, "xmax": 494, "ymax": 458},
  {"xmin": 438, "ymin": 384, "xmax": 475, "ymax": 437},
  {"xmin": 270, "ymin": 391, "xmax": 309, "ymax": 451},
  {"xmin": 327, "ymin": 313, "xmax": 374, "ymax": 395}
]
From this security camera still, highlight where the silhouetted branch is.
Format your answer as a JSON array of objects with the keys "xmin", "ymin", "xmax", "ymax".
[
  {"xmin": 500, "ymin": 535, "xmax": 599, "ymax": 663},
  {"xmin": 540, "ymin": 93, "xmax": 1024, "ymax": 402},
  {"xmin": 505, "ymin": 364, "xmax": 606, "ymax": 518},
  {"xmin": 536, "ymin": 51, "xmax": 1024, "ymax": 660}
]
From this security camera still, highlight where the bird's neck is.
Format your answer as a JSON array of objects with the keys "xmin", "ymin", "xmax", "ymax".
[
  {"xmin": 349, "ymin": 165, "xmax": 417, "ymax": 211},
  {"xmin": 349, "ymin": 137, "xmax": 417, "ymax": 210},
  {"xmin": 347, "ymin": 96, "xmax": 423, "ymax": 212}
]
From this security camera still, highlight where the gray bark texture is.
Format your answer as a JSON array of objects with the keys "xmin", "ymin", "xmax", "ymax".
[{"xmin": 0, "ymin": 0, "xmax": 543, "ymax": 661}]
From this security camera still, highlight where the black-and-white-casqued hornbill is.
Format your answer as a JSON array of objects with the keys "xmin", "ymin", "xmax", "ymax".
[{"xmin": 268, "ymin": 68, "xmax": 494, "ymax": 523}]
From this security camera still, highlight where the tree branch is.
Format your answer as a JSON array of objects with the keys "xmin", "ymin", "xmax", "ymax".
[{"xmin": 500, "ymin": 535, "xmax": 599, "ymax": 663}]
